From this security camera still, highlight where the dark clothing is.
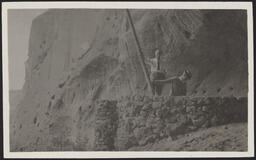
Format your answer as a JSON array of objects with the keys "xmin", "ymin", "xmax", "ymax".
[
  {"xmin": 150, "ymin": 71, "xmax": 166, "ymax": 96},
  {"xmin": 170, "ymin": 79, "xmax": 187, "ymax": 96}
]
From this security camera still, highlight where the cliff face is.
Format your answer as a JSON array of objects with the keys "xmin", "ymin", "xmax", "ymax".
[{"xmin": 10, "ymin": 9, "xmax": 248, "ymax": 151}]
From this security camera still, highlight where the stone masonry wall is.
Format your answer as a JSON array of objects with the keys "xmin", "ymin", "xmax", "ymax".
[
  {"xmin": 94, "ymin": 100, "xmax": 118, "ymax": 150},
  {"xmin": 94, "ymin": 96, "xmax": 247, "ymax": 150}
]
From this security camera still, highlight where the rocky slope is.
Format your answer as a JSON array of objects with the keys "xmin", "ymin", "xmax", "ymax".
[
  {"xmin": 130, "ymin": 123, "xmax": 247, "ymax": 151},
  {"xmin": 10, "ymin": 9, "xmax": 248, "ymax": 151}
]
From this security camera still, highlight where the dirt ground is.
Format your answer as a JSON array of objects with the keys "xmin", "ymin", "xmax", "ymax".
[{"xmin": 129, "ymin": 123, "xmax": 247, "ymax": 151}]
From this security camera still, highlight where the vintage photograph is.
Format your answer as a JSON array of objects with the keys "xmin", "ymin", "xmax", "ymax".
[{"xmin": 2, "ymin": 2, "xmax": 254, "ymax": 158}]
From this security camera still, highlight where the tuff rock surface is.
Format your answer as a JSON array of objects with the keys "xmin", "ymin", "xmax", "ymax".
[{"xmin": 10, "ymin": 9, "xmax": 248, "ymax": 151}]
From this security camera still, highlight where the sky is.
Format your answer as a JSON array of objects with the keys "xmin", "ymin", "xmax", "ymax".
[{"xmin": 8, "ymin": 9, "xmax": 47, "ymax": 90}]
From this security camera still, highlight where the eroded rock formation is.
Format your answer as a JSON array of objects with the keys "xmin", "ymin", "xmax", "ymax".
[{"xmin": 10, "ymin": 9, "xmax": 248, "ymax": 151}]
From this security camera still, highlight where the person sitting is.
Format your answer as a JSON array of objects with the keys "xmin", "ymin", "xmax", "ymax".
[{"xmin": 153, "ymin": 69, "xmax": 192, "ymax": 96}]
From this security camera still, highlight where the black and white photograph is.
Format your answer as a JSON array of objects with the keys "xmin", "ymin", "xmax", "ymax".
[{"xmin": 2, "ymin": 2, "xmax": 254, "ymax": 158}]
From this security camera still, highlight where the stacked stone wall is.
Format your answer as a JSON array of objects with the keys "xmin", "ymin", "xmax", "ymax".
[
  {"xmin": 94, "ymin": 100, "xmax": 118, "ymax": 150},
  {"xmin": 94, "ymin": 96, "xmax": 247, "ymax": 150}
]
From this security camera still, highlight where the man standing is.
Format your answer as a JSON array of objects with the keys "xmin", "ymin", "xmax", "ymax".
[{"xmin": 146, "ymin": 49, "xmax": 166, "ymax": 95}]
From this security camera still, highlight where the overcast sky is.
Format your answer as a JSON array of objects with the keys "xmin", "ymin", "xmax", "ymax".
[{"xmin": 8, "ymin": 9, "xmax": 47, "ymax": 90}]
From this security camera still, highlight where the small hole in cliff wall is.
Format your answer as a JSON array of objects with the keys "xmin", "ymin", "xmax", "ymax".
[
  {"xmin": 106, "ymin": 17, "xmax": 110, "ymax": 21},
  {"xmin": 19, "ymin": 147, "xmax": 25, "ymax": 151},
  {"xmin": 51, "ymin": 95, "xmax": 55, "ymax": 100},
  {"xmin": 49, "ymin": 123, "xmax": 53, "ymax": 128},
  {"xmin": 33, "ymin": 117, "xmax": 37, "ymax": 124},
  {"xmin": 184, "ymin": 30, "xmax": 191, "ymax": 39},
  {"xmin": 79, "ymin": 106, "xmax": 82, "ymax": 112},
  {"xmin": 37, "ymin": 123, "xmax": 40, "ymax": 127},
  {"xmin": 202, "ymin": 90, "xmax": 206, "ymax": 94},
  {"xmin": 19, "ymin": 124, "xmax": 22, "ymax": 129},
  {"xmin": 229, "ymin": 86, "xmax": 234, "ymax": 91},
  {"xmin": 217, "ymin": 88, "xmax": 221, "ymax": 93},
  {"xmin": 58, "ymin": 81, "xmax": 66, "ymax": 88}
]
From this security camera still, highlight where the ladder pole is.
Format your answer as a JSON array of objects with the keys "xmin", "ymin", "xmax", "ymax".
[{"xmin": 125, "ymin": 9, "xmax": 154, "ymax": 95}]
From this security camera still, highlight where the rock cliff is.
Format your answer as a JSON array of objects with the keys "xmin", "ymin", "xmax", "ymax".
[{"xmin": 10, "ymin": 9, "xmax": 248, "ymax": 151}]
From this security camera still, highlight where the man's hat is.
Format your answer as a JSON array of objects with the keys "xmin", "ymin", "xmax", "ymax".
[{"xmin": 184, "ymin": 69, "xmax": 192, "ymax": 80}]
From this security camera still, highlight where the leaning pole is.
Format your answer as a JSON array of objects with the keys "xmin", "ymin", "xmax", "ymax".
[{"xmin": 125, "ymin": 9, "xmax": 154, "ymax": 95}]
